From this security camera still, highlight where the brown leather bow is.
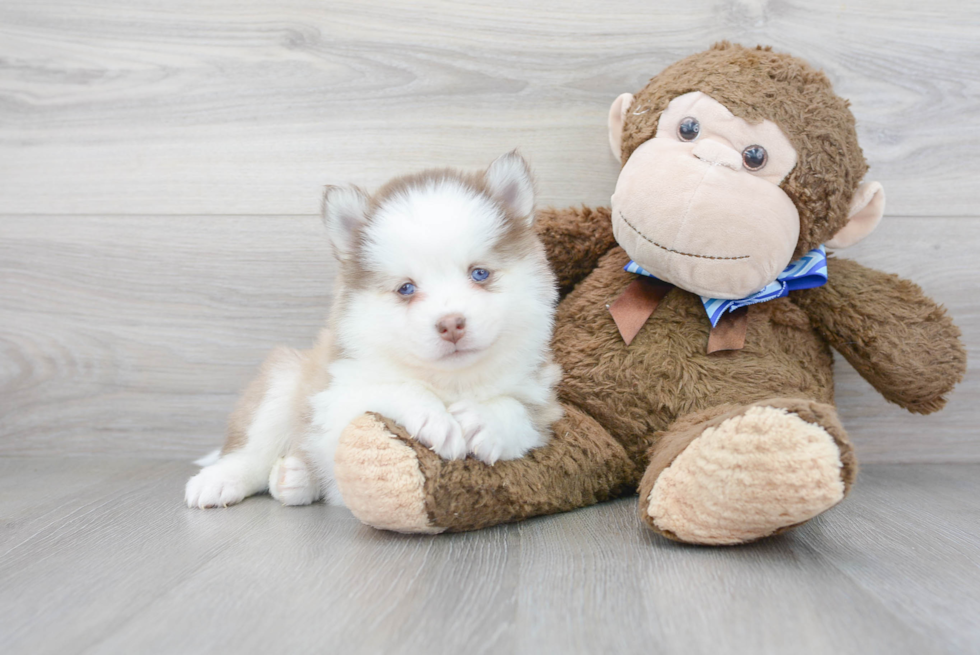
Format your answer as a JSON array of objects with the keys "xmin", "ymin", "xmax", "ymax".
[{"xmin": 608, "ymin": 278, "xmax": 748, "ymax": 352}]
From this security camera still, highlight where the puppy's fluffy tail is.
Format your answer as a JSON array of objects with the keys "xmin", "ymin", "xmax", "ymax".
[{"xmin": 193, "ymin": 449, "xmax": 222, "ymax": 467}]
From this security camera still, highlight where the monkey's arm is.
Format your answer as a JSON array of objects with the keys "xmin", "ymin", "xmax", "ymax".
[
  {"xmin": 794, "ymin": 257, "xmax": 966, "ymax": 414},
  {"xmin": 536, "ymin": 206, "xmax": 617, "ymax": 297}
]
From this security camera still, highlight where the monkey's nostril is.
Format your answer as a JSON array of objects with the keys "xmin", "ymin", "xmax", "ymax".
[{"xmin": 692, "ymin": 139, "xmax": 742, "ymax": 170}]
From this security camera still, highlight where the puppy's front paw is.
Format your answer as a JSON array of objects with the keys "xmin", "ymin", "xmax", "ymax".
[
  {"xmin": 185, "ymin": 465, "xmax": 247, "ymax": 509},
  {"xmin": 400, "ymin": 408, "xmax": 467, "ymax": 460},
  {"xmin": 449, "ymin": 399, "xmax": 541, "ymax": 465},
  {"xmin": 269, "ymin": 456, "xmax": 320, "ymax": 506},
  {"xmin": 449, "ymin": 399, "xmax": 498, "ymax": 464}
]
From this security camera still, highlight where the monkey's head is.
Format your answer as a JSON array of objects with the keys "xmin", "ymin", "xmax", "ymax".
[{"xmin": 608, "ymin": 43, "xmax": 885, "ymax": 299}]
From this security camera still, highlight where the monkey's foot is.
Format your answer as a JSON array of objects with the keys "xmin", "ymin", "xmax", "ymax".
[
  {"xmin": 334, "ymin": 414, "xmax": 445, "ymax": 534},
  {"xmin": 638, "ymin": 400, "xmax": 855, "ymax": 545}
]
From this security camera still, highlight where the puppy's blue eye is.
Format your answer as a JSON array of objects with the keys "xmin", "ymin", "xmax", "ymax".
[
  {"xmin": 471, "ymin": 268, "xmax": 490, "ymax": 282},
  {"xmin": 397, "ymin": 283, "xmax": 416, "ymax": 296}
]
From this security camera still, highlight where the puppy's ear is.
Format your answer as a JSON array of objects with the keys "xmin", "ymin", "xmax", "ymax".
[
  {"xmin": 485, "ymin": 151, "xmax": 535, "ymax": 224},
  {"xmin": 321, "ymin": 185, "xmax": 370, "ymax": 260}
]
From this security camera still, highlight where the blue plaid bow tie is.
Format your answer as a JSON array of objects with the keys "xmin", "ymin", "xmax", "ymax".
[{"xmin": 624, "ymin": 245, "xmax": 828, "ymax": 327}]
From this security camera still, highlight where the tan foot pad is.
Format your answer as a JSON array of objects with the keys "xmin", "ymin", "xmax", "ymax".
[
  {"xmin": 648, "ymin": 406, "xmax": 844, "ymax": 545},
  {"xmin": 334, "ymin": 414, "xmax": 444, "ymax": 534}
]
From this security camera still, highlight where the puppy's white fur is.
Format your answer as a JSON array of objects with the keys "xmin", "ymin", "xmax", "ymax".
[{"xmin": 186, "ymin": 153, "xmax": 562, "ymax": 509}]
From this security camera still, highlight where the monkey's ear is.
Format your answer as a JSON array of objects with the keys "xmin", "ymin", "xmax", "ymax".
[
  {"xmin": 485, "ymin": 151, "xmax": 535, "ymax": 222},
  {"xmin": 608, "ymin": 93, "xmax": 634, "ymax": 163},
  {"xmin": 826, "ymin": 181, "xmax": 886, "ymax": 249},
  {"xmin": 322, "ymin": 185, "xmax": 370, "ymax": 260}
]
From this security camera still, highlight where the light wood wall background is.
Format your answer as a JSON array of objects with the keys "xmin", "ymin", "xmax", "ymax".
[{"xmin": 1, "ymin": 0, "xmax": 978, "ymax": 462}]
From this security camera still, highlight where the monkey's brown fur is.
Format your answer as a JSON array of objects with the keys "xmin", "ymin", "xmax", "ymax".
[
  {"xmin": 623, "ymin": 42, "xmax": 868, "ymax": 259},
  {"xmin": 334, "ymin": 44, "xmax": 966, "ymax": 544}
]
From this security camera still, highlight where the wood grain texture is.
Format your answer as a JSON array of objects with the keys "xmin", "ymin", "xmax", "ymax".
[
  {"xmin": 0, "ymin": 1, "xmax": 977, "ymax": 461},
  {"xmin": 2, "ymin": 5, "xmax": 977, "ymax": 653},
  {"xmin": 0, "ymin": 0, "xmax": 978, "ymax": 215},
  {"xmin": 790, "ymin": 465, "xmax": 980, "ymax": 654},
  {"xmin": 831, "ymin": 216, "xmax": 979, "ymax": 462},
  {"xmin": 0, "ymin": 216, "xmax": 335, "ymax": 457},
  {"xmin": 1, "ymin": 215, "xmax": 976, "ymax": 461},
  {"xmin": 0, "ymin": 459, "xmax": 977, "ymax": 654}
]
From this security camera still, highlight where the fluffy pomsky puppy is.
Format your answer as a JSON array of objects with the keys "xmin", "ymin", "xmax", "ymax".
[{"xmin": 185, "ymin": 152, "xmax": 562, "ymax": 509}]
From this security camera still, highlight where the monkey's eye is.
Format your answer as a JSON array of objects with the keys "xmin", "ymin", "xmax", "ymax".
[
  {"xmin": 397, "ymin": 282, "xmax": 416, "ymax": 296},
  {"xmin": 677, "ymin": 117, "xmax": 700, "ymax": 141},
  {"xmin": 742, "ymin": 145, "xmax": 768, "ymax": 171}
]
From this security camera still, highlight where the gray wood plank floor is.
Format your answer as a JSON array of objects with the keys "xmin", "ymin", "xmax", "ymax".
[
  {"xmin": 1, "ymin": 459, "xmax": 977, "ymax": 655},
  {"xmin": 2, "ymin": 2, "xmax": 979, "ymax": 654}
]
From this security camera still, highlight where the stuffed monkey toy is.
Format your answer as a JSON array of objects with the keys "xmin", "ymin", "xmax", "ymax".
[{"xmin": 332, "ymin": 43, "xmax": 966, "ymax": 545}]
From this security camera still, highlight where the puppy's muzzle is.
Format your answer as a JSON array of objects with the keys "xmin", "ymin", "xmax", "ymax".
[{"xmin": 436, "ymin": 314, "xmax": 466, "ymax": 344}]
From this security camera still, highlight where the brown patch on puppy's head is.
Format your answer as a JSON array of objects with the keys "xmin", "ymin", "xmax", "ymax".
[
  {"xmin": 620, "ymin": 42, "xmax": 869, "ymax": 257},
  {"xmin": 322, "ymin": 153, "xmax": 555, "ymax": 370},
  {"xmin": 368, "ymin": 155, "xmax": 540, "ymax": 264}
]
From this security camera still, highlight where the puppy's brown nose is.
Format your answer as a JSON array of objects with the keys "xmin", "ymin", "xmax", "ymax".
[{"xmin": 436, "ymin": 314, "xmax": 466, "ymax": 343}]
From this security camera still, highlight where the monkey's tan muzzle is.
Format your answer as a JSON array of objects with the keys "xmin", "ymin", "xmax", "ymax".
[{"xmin": 611, "ymin": 139, "xmax": 800, "ymax": 299}]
